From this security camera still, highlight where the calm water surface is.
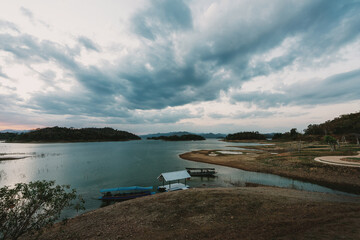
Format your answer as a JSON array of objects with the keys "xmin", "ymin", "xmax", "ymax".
[{"xmin": 0, "ymin": 139, "xmax": 352, "ymax": 218}]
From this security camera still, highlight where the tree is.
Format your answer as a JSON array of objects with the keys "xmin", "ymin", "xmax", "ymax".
[
  {"xmin": 304, "ymin": 124, "xmax": 323, "ymax": 135},
  {"xmin": 0, "ymin": 180, "xmax": 84, "ymax": 240},
  {"xmin": 324, "ymin": 135, "xmax": 337, "ymax": 151},
  {"xmin": 290, "ymin": 128, "xmax": 298, "ymax": 137}
]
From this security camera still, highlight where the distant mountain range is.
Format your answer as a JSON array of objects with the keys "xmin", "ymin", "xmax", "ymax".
[
  {"xmin": 140, "ymin": 131, "xmax": 227, "ymax": 139},
  {"xmin": 0, "ymin": 129, "xmax": 30, "ymax": 133},
  {"xmin": 1, "ymin": 129, "xmax": 276, "ymax": 140}
]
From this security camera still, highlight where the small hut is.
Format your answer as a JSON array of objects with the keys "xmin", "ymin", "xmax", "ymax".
[{"xmin": 157, "ymin": 170, "xmax": 190, "ymax": 192}]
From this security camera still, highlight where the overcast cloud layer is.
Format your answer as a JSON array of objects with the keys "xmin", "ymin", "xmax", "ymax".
[{"xmin": 0, "ymin": 0, "xmax": 359, "ymax": 134}]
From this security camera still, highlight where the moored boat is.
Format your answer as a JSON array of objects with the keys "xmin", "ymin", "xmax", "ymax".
[{"xmin": 99, "ymin": 186, "xmax": 155, "ymax": 201}]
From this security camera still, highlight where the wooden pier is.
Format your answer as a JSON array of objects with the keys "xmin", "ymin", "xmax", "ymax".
[{"xmin": 186, "ymin": 167, "xmax": 216, "ymax": 177}]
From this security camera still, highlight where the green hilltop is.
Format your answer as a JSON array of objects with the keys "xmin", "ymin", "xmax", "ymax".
[{"xmin": 5, "ymin": 127, "xmax": 140, "ymax": 143}]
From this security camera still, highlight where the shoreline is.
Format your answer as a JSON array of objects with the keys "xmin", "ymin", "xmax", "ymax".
[
  {"xmin": 179, "ymin": 142, "xmax": 360, "ymax": 194},
  {"xmin": 3, "ymin": 139, "xmax": 140, "ymax": 144}
]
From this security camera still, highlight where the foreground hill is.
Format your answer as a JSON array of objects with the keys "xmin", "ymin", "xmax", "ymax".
[
  {"xmin": 6, "ymin": 127, "xmax": 140, "ymax": 143},
  {"xmin": 25, "ymin": 187, "xmax": 360, "ymax": 240}
]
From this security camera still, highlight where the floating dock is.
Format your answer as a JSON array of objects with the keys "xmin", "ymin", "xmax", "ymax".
[{"xmin": 186, "ymin": 167, "xmax": 216, "ymax": 177}]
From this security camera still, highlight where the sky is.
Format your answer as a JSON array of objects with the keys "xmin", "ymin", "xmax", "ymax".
[{"xmin": 0, "ymin": 0, "xmax": 359, "ymax": 134}]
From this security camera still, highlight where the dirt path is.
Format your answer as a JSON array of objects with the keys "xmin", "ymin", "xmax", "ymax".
[{"xmin": 315, "ymin": 151, "xmax": 360, "ymax": 167}]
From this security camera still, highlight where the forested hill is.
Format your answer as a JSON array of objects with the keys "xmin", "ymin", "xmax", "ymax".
[
  {"xmin": 148, "ymin": 134, "xmax": 205, "ymax": 141},
  {"xmin": 0, "ymin": 132, "xmax": 17, "ymax": 140},
  {"xmin": 225, "ymin": 131, "xmax": 266, "ymax": 140},
  {"xmin": 304, "ymin": 111, "xmax": 360, "ymax": 135},
  {"xmin": 6, "ymin": 127, "xmax": 140, "ymax": 143}
]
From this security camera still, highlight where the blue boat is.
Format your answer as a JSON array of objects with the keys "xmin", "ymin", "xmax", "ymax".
[{"xmin": 99, "ymin": 186, "xmax": 155, "ymax": 201}]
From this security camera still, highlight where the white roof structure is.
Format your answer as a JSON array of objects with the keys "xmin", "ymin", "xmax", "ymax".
[{"xmin": 157, "ymin": 170, "xmax": 191, "ymax": 182}]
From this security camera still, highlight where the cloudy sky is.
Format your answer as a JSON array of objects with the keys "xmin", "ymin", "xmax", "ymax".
[{"xmin": 0, "ymin": 0, "xmax": 359, "ymax": 134}]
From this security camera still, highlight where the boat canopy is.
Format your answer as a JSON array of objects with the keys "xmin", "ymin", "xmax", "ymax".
[
  {"xmin": 157, "ymin": 170, "xmax": 191, "ymax": 182},
  {"xmin": 100, "ymin": 186, "xmax": 153, "ymax": 193}
]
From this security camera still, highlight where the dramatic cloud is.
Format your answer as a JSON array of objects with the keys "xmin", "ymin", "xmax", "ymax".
[
  {"xmin": 0, "ymin": 20, "xmax": 19, "ymax": 32},
  {"xmin": 131, "ymin": 0, "xmax": 193, "ymax": 40},
  {"xmin": 78, "ymin": 36, "xmax": 100, "ymax": 52},
  {"xmin": 231, "ymin": 68, "xmax": 360, "ymax": 108},
  {"xmin": 0, "ymin": 0, "xmax": 359, "ymax": 133},
  {"xmin": 20, "ymin": 7, "xmax": 34, "ymax": 22},
  {"xmin": 0, "ymin": 67, "xmax": 9, "ymax": 79}
]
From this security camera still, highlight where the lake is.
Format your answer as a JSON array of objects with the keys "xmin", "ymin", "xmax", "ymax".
[{"xmin": 0, "ymin": 139, "xmax": 352, "ymax": 218}]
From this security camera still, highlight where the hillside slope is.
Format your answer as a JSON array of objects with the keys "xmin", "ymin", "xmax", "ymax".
[{"xmin": 25, "ymin": 187, "xmax": 360, "ymax": 240}]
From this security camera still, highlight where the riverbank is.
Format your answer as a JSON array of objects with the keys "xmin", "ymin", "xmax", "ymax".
[
  {"xmin": 180, "ymin": 141, "xmax": 360, "ymax": 194},
  {"xmin": 23, "ymin": 187, "xmax": 360, "ymax": 240}
]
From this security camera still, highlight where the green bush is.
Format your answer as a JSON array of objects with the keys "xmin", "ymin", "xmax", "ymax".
[{"xmin": 0, "ymin": 180, "xmax": 84, "ymax": 240}]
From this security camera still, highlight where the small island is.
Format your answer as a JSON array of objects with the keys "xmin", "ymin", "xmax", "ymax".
[
  {"xmin": 5, "ymin": 127, "xmax": 141, "ymax": 143},
  {"xmin": 147, "ymin": 134, "xmax": 205, "ymax": 141},
  {"xmin": 225, "ymin": 131, "xmax": 266, "ymax": 141}
]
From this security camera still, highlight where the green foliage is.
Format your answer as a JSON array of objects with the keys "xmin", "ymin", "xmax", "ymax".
[
  {"xmin": 304, "ymin": 124, "xmax": 324, "ymax": 135},
  {"xmin": 225, "ymin": 131, "xmax": 266, "ymax": 140},
  {"xmin": 290, "ymin": 128, "xmax": 298, "ymax": 136},
  {"xmin": 0, "ymin": 133, "xmax": 18, "ymax": 141},
  {"xmin": 272, "ymin": 128, "xmax": 303, "ymax": 141},
  {"xmin": 148, "ymin": 134, "xmax": 205, "ymax": 141},
  {"xmin": 0, "ymin": 180, "xmax": 84, "ymax": 240},
  {"xmin": 324, "ymin": 135, "xmax": 337, "ymax": 143},
  {"xmin": 304, "ymin": 111, "xmax": 360, "ymax": 136},
  {"xmin": 324, "ymin": 135, "xmax": 338, "ymax": 151},
  {"xmin": 272, "ymin": 133, "xmax": 283, "ymax": 140},
  {"xmin": 6, "ymin": 127, "xmax": 140, "ymax": 143}
]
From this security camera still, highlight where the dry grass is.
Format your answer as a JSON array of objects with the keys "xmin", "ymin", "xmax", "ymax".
[
  {"xmin": 26, "ymin": 187, "xmax": 360, "ymax": 239},
  {"xmin": 23, "ymin": 187, "xmax": 360, "ymax": 240}
]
